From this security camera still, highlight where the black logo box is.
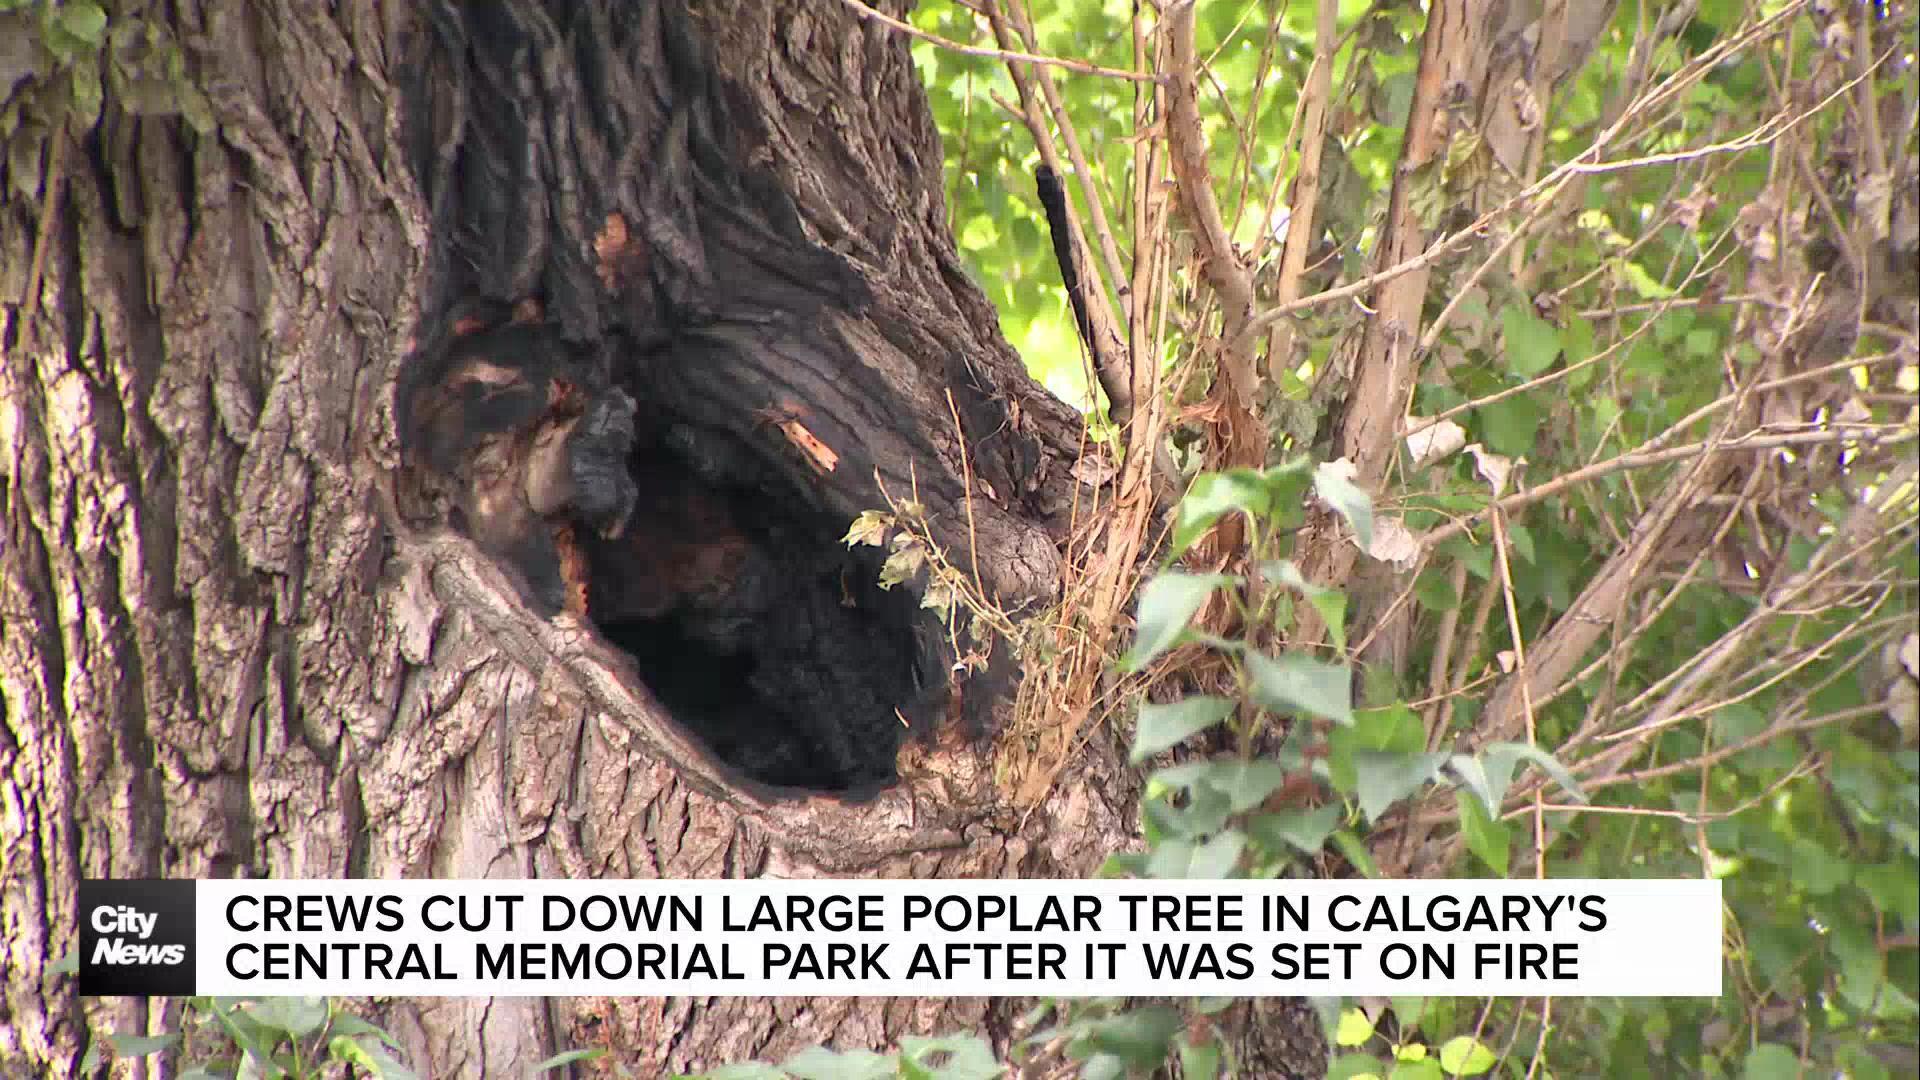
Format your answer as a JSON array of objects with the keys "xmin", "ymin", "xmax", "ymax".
[{"xmin": 78, "ymin": 880, "xmax": 197, "ymax": 997}]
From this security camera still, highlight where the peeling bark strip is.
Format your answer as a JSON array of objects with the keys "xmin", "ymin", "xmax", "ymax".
[{"xmin": 0, "ymin": 0, "xmax": 1155, "ymax": 1075}]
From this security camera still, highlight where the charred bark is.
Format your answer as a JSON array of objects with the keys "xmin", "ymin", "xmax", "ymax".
[
  {"xmin": 0, "ymin": 0, "xmax": 1113, "ymax": 1075},
  {"xmin": 0, "ymin": 1, "xmax": 1323, "ymax": 1076}
]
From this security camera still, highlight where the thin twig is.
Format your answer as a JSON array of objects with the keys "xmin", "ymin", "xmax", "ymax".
[
  {"xmin": 1422, "ymin": 424, "xmax": 1915, "ymax": 549},
  {"xmin": 835, "ymin": 0, "xmax": 1158, "ymax": 81}
]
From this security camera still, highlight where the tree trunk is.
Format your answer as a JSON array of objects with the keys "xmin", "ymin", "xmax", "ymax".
[{"xmin": 1, "ymin": 1, "xmax": 1323, "ymax": 1076}]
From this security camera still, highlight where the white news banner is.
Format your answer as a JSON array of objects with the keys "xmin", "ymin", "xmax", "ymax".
[{"xmin": 190, "ymin": 879, "xmax": 1723, "ymax": 998}]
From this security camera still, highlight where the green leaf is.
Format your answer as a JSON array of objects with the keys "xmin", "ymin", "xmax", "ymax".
[
  {"xmin": 1245, "ymin": 650, "xmax": 1353, "ymax": 725},
  {"xmin": 1327, "ymin": 1054, "xmax": 1386, "ymax": 1080},
  {"xmin": 701, "ymin": 1067, "xmax": 788, "ymax": 1080},
  {"xmin": 1397, "ymin": 996, "xmax": 1439, "ymax": 1026},
  {"xmin": 1249, "ymin": 803, "xmax": 1344, "ymax": 855},
  {"xmin": 1456, "ymin": 790, "xmax": 1511, "ymax": 876},
  {"xmin": 1438, "ymin": 1036, "xmax": 1497, "ymax": 1076},
  {"xmin": 781, "ymin": 1045, "xmax": 897, "ymax": 1080},
  {"xmin": 106, "ymin": 1032, "xmax": 179, "ymax": 1058},
  {"xmin": 1335, "ymin": 1007, "xmax": 1377, "ymax": 1047},
  {"xmin": 899, "ymin": 1034, "xmax": 1000, "ymax": 1080},
  {"xmin": 1856, "ymin": 861, "xmax": 1920, "ymax": 925},
  {"xmin": 1086, "ymin": 1007, "xmax": 1184, "ymax": 1066},
  {"xmin": 1389, "ymin": 1059, "xmax": 1444, "ymax": 1080},
  {"xmin": 1262, "ymin": 459, "xmax": 1315, "ymax": 528},
  {"xmin": 1412, "ymin": 571, "xmax": 1459, "ymax": 614},
  {"xmin": 58, "ymin": 1, "xmax": 108, "ymax": 45},
  {"xmin": 1622, "ymin": 261, "xmax": 1676, "ymax": 298},
  {"xmin": 1206, "ymin": 759, "xmax": 1290, "ymax": 812},
  {"xmin": 1145, "ymin": 838, "xmax": 1197, "ymax": 879},
  {"xmin": 1187, "ymin": 829, "xmax": 1247, "ymax": 878},
  {"xmin": 330, "ymin": 1037, "xmax": 420, "ymax": 1080},
  {"xmin": 1504, "ymin": 523, "xmax": 1535, "ymax": 564},
  {"xmin": 1331, "ymin": 829, "xmax": 1382, "ymax": 878},
  {"xmin": 251, "ymin": 996, "xmax": 330, "ymax": 1038},
  {"xmin": 1331, "ymin": 705, "xmax": 1424, "ymax": 793},
  {"xmin": 1354, "ymin": 751, "xmax": 1449, "ymax": 822},
  {"xmin": 1314, "ymin": 461, "xmax": 1375, "ymax": 551},
  {"xmin": 1123, "ymin": 572, "xmax": 1234, "ymax": 669},
  {"xmin": 1262, "ymin": 560, "xmax": 1349, "ymax": 650},
  {"xmin": 532, "ymin": 1049, "xmax": 608, "ymax": 1073},
  {"xmin": 1789, "ymin": 838, "xmax": 1850, "ymax": 895},
  {"xmin": 1446, "ymin": 754, "xmax": 1503, "ymax": 813},
  {"xmin": 1562, "ymin": 315, "xmax": 1596, "ymax": 368},
  {"xmin": 1480, "ymin": 742, "xmax": 1586, "ymax": 804},
  {"xmin": 67, "ymin": 52, "xmax": 102, "ymax": 128},
  {"xmin": 1173, "ymin": 469, "xmax": 1272, "ymax": 556},
  {"xmin": 1131, "ymin": 696, "xmax": 1235, "ymax": 763},
  {"xmin": 1475, "ymin": 395, "xmax": 1542, "ymax": 458},
  {"xmin": 1501, "ymin": 306, "xmax": 1561, "ymax": 376},
  {"xmin": 1741, "ymin": 1043, "xmax": 1802, "ymax": 1080},
  {"xmin": 327, "ymin": 1013, "xmax": 402, "ymax": 1048},
  {"xmin": 1178, "ymin": 1036, "xmax": 1222, "ymax": 1080}
]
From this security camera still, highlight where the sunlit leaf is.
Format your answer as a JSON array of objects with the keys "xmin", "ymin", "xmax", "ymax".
[
  {"xmin": 1130, "ymin": 695, "xmax": 1235, "ymax": 763},
  {"xmin": 1123, "ymin": 572, "xmax": 1234, "ymax": 670}
]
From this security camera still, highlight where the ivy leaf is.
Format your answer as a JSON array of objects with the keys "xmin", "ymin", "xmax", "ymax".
[
  {"xmin": 1245, "ymin": 650, "xmax": 1353, "ymax": 726},
  {"xmin": 919, "ymin": 580, "xmax": 954, "ymax": 615},
  {"xmin": 874, "ymin": 529, "xmax": 929, "ymax": 591},
  {"xmin": 1123, "ymin": 572, "xmax": 1234, "ymax": 670},
  {"xmin": 1314, "ymin": 459, "xmax": 1375, "ymax": 551},
  {"xmin": 841, "ymin": 510, "xmax": 890, "ymax": 547}
]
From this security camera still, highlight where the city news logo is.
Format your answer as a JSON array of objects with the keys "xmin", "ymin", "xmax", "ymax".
[{"xmin": 79, "ymin": 880, "xmax": 197, "ymax": 996}]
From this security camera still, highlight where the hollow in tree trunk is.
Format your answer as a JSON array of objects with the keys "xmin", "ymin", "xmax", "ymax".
[{"xmin": 0, "ymin": 1, "xmax": 1325, "ymax": 1075}]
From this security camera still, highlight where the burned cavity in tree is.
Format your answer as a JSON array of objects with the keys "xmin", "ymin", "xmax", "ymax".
[
  {"xmin": 396, "ymin": 317, "xmax": 940, "ymax": 796},
  {"xmin": 583, "ymin": 411, "xmax": 937, "ymax": 794}
]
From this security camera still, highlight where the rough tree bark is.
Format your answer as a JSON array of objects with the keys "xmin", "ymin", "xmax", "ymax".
[{"xmin": 1, "ymin": 1, "xmax": 1325, "ymax": 1076}]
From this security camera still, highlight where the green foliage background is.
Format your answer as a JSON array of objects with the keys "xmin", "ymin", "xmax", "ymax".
[{"xmin": 899, "ymin": 1, "xmax": 1919, "ymax": 1077}]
